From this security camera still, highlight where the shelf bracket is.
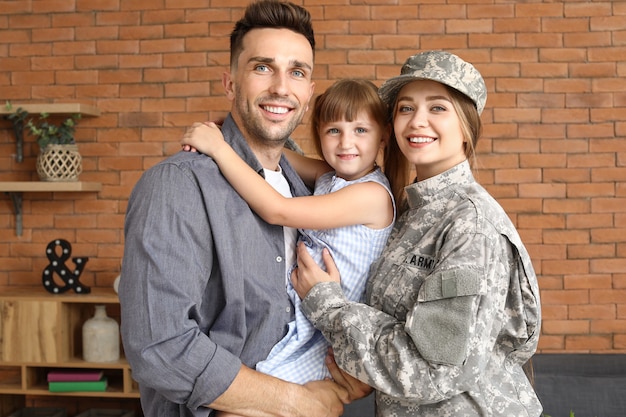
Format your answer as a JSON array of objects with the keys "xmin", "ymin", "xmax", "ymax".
[{"xmin": 6, "ymin": 191, "xmax": 23, "ymax": 236}]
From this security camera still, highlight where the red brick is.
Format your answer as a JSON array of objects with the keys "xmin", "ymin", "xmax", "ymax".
[
  {"xmin": 518, "ymin": 183, "xmax": 566, "ymax": 198},
  {"xmin": 568, "ymin": 183, "xmax": 615, "ymax": 198},
  {"xmin": 568, "ymin": 244, "xmax": 615, "ymax": 260},
  {"xmin": 591, "ymin": 320, "xmax": 626, "ymax": 334},
  {"xmin": 542, "ymin": 320, "xmax": 589, "ymax": 335},
  {"xmin": 565, "ymin": 335, "xmax": 612, "ymax": 351},
  {"xmin": 564, "ymin": 274, "xmax": 613, "ymax": 289},
  {"xmin": 526, "ymin": 243, "xmax": 566, "ymax": 260},
  {"xmin": 543, "ymin": 259, "xmax": 590, "ymax": 275},
  {"xmin": 537, "ymin": 335, "xmax": 565, "ymax": 351},
  {"xmin": 324, "ymin": 6, "xmax": 370, "ymax": 20}
]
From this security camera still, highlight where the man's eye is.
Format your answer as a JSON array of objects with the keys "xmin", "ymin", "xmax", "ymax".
[
  {"xmin": 255, "ymin": 65, "xmax": 270, "ymax": 72},
  {"xmin": 292, "ymin": 69, "xmax": 305, "ymax": 78}
]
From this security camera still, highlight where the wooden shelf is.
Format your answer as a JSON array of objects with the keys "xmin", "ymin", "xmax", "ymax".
[
  {"xmin": 1, "ymin": 182, "xmax": 102, "ymax": 236},
  {"xmin": 0, "ymin": 286, "xmax": 117, "ymax": 302},
  {"xmin": 0, "ymin": 181, "xmax": 102, "ymax": 193},
  {"xmin": 0, "ymin": 103, "xmax": 100, "ymax": 117}
]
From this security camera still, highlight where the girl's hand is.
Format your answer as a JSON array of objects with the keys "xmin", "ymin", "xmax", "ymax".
[
  {"xmin": 291, "ymin": 241, "xmax": 340, "ymax": 300},
  {"xmin": 180, "ymin": 122, "xmax": 225, "ymax": 157}
]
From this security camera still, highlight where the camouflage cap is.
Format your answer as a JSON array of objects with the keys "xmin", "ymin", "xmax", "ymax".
[{"xmin": 379, "ymin": 50, "xmax": 487, "ymax": 115}]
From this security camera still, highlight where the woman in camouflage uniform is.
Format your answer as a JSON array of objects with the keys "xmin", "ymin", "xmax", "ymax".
[{"xmin": 291, "ymin": 51, "xmax": 543, "ymax": 417}]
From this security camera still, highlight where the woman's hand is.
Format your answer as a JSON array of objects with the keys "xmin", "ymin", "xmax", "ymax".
[
  {"xmin": 325, "ymin": 349, "xmax": 373, "ymax": 402},
  {"xmin": 291, "ymin": 242, "xmax": 340, "ymax": 300}
]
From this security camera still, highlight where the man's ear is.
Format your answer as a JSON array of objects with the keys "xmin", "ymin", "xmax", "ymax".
[{"xmin": 223, "ymin": 71, "xmax": 235, "ymax": 101}]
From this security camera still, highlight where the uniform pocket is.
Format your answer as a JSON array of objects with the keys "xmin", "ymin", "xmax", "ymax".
[{"xmin": 405, "ymin": 269, "xmax": 481, "ymax": 366}]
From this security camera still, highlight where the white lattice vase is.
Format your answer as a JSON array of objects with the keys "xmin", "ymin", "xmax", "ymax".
[{"xmin": 36, "ymin": 144, "xmax": 82, "ymax": 181}]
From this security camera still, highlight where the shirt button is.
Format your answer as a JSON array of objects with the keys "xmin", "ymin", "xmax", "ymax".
[
  {"xmin": 286, "ymin": 306, "xmax": 291, "ymax": 313},
  {"xmin": 276, "ymin": 256, "xmax": 283, "ymax": 263}
]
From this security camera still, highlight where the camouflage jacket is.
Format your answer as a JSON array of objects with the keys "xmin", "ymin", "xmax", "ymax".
[{"xmin": 302, "ymin": 161, "xmax": 542, "ymax": 417}]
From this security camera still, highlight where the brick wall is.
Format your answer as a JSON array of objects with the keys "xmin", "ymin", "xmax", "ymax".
[{"xmin": 0, "ymin": 0, "xmax": 625, "ymax": 354}]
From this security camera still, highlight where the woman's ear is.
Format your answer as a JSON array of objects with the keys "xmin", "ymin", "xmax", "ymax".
[{"xmin": 381, "ymin": 124, "xmax": 392, "ymax": 148}]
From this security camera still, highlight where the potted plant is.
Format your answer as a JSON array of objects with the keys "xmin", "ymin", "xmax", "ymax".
[
  {"xmin": 29, "ymin": 111, "xmax": 83, "ymax": 182},
  {"xmin": 5, "ymin": 102, "xmax": 83, "ymax": 181}
]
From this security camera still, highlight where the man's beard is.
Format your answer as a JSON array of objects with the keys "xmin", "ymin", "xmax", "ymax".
[{"xmin": 233, "ymin": 92, "xmax": 304, "ymax": 147}]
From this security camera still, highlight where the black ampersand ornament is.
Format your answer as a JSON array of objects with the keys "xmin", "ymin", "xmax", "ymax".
[{"xmin": 42, "ymin": 238, "xmax": 91, "ymax": 294}]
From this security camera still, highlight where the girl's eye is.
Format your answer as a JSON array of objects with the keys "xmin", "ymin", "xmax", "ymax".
[
  {"xmin": 355, "ymin": 127, "xmax": 367, "ymax": 134},
  {"xmin": 397, "ymin": 105, "xmax": 413, "ymax": 113},
  {"xmin": 326, "ymin": 128, "xmax": 340, "ymax": 135},
  {"xmin": 431, "ymin": 105, "xmax": 446, "ymax": 112}
]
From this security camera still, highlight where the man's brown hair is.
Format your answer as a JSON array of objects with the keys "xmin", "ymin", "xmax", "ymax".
[{"xmin": 230, "ymin": 0, "xmax": 315, "ymax": 68}]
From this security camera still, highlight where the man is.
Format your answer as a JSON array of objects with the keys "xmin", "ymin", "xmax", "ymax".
[{"xmin": 119, "ymin": 1, "xmax": 360, "ymax": 416}]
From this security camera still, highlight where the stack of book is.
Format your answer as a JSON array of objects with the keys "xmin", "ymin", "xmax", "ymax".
[{"xmin": 47, "ymin": 370, "xmax": 107, "ymax": 393}]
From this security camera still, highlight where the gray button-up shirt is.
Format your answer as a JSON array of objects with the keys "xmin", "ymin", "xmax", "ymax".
[{"xmin": 119, "ymin": 115, "xmax": 310, "ymax": 416}]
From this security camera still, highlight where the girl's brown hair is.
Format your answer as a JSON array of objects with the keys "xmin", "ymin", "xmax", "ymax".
[{"xmin": 310, "ymin": 79, "xmax": 388, "ymax": 157}]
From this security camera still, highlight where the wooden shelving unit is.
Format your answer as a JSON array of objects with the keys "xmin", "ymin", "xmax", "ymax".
[{"xmin": 0, "ymin": 287, "xmax": 140, "ymax": 415}]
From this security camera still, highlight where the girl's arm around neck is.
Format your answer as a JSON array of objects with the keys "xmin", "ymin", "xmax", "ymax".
[{"xmin": 183, "ymin": 123, "xmax": 392, "ymax": 231}]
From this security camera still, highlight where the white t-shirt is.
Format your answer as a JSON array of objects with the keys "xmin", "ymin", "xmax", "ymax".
[{"xmin": 263, "ymin": 166, "xmax": 297, "ymax": 281}]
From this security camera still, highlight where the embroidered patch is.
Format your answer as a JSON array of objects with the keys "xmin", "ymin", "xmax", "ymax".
[{"xmin": 403, "ymin": 253, "xmax": 436, "ymax": 271}]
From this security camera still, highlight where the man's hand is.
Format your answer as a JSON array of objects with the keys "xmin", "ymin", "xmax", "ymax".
[
  {"xmin": 209, "ymin": 365, "xmax": 348, "ymax": 417},
  {"xmin": 303, "ymin": 378, "xmax": 350, "ymax": 416},
  {"xmin": 326, "ymin": 349, "xmax": 373, "ymax": 402},
  {"xmin": 291, "ymin": 242, "xmax": 340, "ymax": 300}
]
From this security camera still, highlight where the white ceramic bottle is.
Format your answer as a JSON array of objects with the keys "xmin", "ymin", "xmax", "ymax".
[{"xmin": 82, "ymin": 304, "xmax": 120, "ymax": 362}]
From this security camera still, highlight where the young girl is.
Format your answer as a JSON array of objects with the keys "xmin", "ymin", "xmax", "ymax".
[
  {"xmin": 291, "ymin": 51, "xmax": 543, "ymax": 416},
  {"xmin": 181, "ymin": 79, "xmax": 396, "ymax": 386}
]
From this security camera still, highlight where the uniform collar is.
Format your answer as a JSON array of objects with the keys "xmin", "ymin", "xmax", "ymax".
[{"xmin": 404, "ymin": 160, "xmax": 474, "ymax": 209}]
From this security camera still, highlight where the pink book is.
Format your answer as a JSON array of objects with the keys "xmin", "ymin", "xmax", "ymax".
[{"xmin": 47, "ymin": 370, "xmax": 104, "ymax": 382}]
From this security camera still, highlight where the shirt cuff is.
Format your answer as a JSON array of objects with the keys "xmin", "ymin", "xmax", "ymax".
[
  {"xmin": 187, "ymin": 345, "xmax": 242, "ymax": 411},
  {"xmin": 301, "ymin": 281, "xmax": 346, "ymax": 326}
]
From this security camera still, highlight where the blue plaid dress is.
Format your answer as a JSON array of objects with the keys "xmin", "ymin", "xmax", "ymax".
[{"xmin": 255, "ymin": 167, "xmax": 395, "ymax": 384}]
